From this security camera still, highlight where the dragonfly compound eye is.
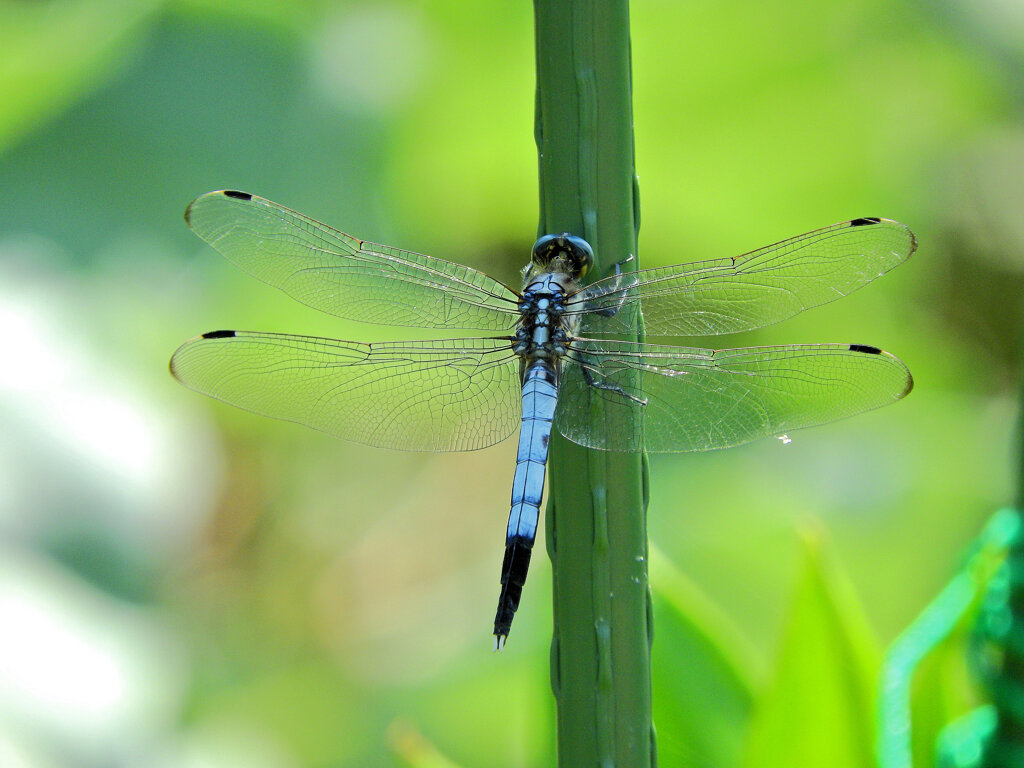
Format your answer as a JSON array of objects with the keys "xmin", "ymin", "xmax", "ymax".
[{"xmin": 531, "ymin": 233, "xmax": 594, "ymax": 276}]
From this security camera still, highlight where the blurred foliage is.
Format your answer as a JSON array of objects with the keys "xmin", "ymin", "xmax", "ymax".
[
  {"xmin": 650, "ymin": 546, "xmax": 756, "ymax": 767},
  {"xmin": 0, "ymin": 0, "xmax": 163, "ymax": 154},
  {"xmin": 2, "ymin": 0, "xmax": 1024, "ymax": 766},
  {"xmin": 743, "ymin": 532, "xmax": 879, "ymax": 768},
  {"xmin": 889, "ymin": 508, "xmax": 1019, "ymax": 768}
]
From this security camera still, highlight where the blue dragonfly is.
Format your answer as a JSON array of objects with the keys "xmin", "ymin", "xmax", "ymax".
[{"xmin": 170, "ymin": 190, "xmax": 916, "ymax": 648}]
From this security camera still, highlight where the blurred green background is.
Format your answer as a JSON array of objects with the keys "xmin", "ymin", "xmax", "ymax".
[{"xmin": 2, "ymin": 0, "xmax": 1023, "ymax": 766}]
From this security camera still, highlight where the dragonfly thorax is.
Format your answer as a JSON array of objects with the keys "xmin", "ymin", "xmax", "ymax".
[{"xmin": 513, "ymin": 272, "xmax": 576, "ymax": 361}]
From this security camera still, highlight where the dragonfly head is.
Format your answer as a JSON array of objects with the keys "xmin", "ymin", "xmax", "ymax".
[{"xmin": 529, "ymin": 233, "xmax": 593, "ymax": 280}]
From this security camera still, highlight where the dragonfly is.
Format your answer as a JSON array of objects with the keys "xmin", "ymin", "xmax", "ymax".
[{"xmin": 170, "ymin": 190, "xmax": 916, "ymax": 648}]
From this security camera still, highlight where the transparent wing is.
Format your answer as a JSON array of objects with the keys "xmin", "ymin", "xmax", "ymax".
[
  {"xmin": 568, "ymin": 218, "xmax": 916, "ymax": 336},
  {"xmin": 556, "ymin": 340, "xmax": 913, "ymax": 452},
  {"xmin": 185, "ymin": 191, "xmax": 522, "ymax": 331},
  {"xmin": 170, "ymin": 331, "xmax": 521, "ymax": 452}
]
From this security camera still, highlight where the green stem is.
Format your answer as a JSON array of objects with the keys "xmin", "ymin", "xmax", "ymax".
[
  {"xmin": 533, "ymin": 1, "xmax": 654, "ymax": 766},
  {"xmin": 981, "ymin": 372, "xmax": 1024, "ymax": 763}
]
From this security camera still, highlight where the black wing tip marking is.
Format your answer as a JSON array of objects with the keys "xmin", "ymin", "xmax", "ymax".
[
  {"xmin": 184, "ymin": 190, "xmax": 252, "ymax": 225},
  {"xmin": 847, "ymin": 344, "xmax": 915, "ymax": 398},
  {"xmin": 848, "ymin": 343, "xmax": 882, "ymax": 354},
  {"xmin": 202, "ymin": 329, "xmax": 238, "ymax": 339},
  {"xmin": 848, "ymin": 216, "xmax": 919, "ymax": 260}
]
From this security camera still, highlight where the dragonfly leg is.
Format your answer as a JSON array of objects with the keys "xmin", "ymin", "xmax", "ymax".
[
  {"xmin": 592, "ymin": 255, "xmax": 635, "ymax": 318},
  {"xmin": 575, "ymin": 352, "xmax": 648, "ymax": 406},
  {"xmin": 609, "ymin": 254, "xmax": 635, "ymax": 274}
]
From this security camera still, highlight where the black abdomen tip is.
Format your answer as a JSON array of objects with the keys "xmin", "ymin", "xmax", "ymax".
[
  {"xmin": 850, "ymin": 217, "xmax": 882, "ymax": 226},
  {"xmin": 223, "ymin": 190, "xmax": 252, "ymax": 200},
  {"xmin": 202, "ymin": 330, "xmax": 237, "ymax": 339},
  {"xmin": 849, "ymin": 343, "xmax": 881, "ymax": 354}
]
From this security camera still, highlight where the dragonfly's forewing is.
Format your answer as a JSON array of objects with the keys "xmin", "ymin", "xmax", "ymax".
[
  {"xmin": 556, "ymin": 340, "xmax": 913, "ymax": 452},
  {"xmin": 171, "ymin": 332, "xmax": 521, "ymax": 452},
  {"xmin": 186, "ymin": 191, "xmax": 522, "ymax": 331},
  {"xmin": 571, "ymin": 218, "xmax": 916, "ymax": 337}
]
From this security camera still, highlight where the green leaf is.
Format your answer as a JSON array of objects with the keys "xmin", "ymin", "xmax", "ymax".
[
  {"xmin": 743, "ymin": 529, "xmax": 879, "ymax": 768},
  {"xmin": 909, "ymin": 512, "xmax": 1016, "ymax": 767},
  {"xmin": 904, "ymin": 601, "xmax": 982, "ymax": 766},
  {"xmin": 0, "ymin": 0, "xmax": 163, "ymax": 154},
  {"xmin": 389, "ymin": 721, "xmax": 467, "ymax": 768},
  {"xmin": 651, "ymin": 545, "xmax": 757, "ymax": 768},
  {"xmin": 877, "ymin": 508, "xmax": 1018, "ymax": 768}
]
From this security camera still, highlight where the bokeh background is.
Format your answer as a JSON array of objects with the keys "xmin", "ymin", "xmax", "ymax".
[{"xmin": 2, "ymin": 0, "xmax": 1023, "ymax": 766}]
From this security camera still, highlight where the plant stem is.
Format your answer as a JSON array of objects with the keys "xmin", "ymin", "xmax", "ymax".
[
  {"xmin": 533, "ymin": 1, "xmax": 654, "ymax": 766},
  {"xmin": 983, "ymin": 373, "xmax": 1024, "ymax": 763}
]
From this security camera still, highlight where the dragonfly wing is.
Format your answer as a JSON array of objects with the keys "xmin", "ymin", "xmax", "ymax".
[
  {"xmin": 556, "ymin": 339, "xmax": 913, "ymax": 452},
  {"xmin": 570, "ymin": 218, "xmax": 916, "ymax": 336},
  {"xmin": 170, "ymin": 332, "xmax": 521, "ymax": 452},
  {"xmin": 185, "ymin": 191, "xmax": 522, "ymax": 331}
]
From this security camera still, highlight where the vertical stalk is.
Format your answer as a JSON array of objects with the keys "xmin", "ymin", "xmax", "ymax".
[{"xmin": 534, "ymin": 2, "xmax": 654, "ymax": 767}]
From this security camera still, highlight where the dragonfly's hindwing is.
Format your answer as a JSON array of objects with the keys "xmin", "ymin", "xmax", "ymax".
[
  {"xmin": 171, "ymin": 332, "xmax": 522, "ymax": 452},
  {"xmin": 557, "ymin": 340, "xmax": 912, "ymax": 452}
]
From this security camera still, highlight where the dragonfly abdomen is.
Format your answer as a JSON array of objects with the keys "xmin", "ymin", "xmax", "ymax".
[{"xmin": 494, "ymin": 362, "xmax": 558, "ymax": 648}]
